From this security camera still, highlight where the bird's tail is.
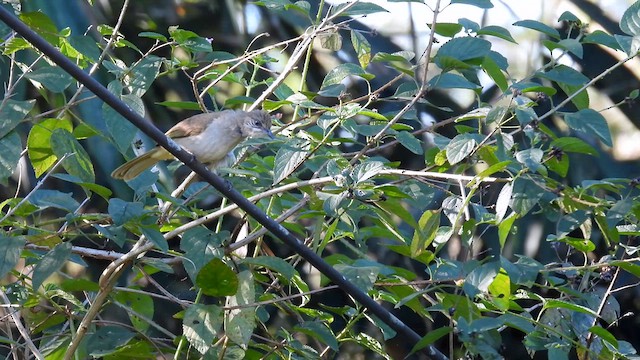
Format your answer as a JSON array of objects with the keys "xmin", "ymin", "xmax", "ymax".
[{"xmin": 111, "ymin": 148, "xmax": 168, "ymax": 180}]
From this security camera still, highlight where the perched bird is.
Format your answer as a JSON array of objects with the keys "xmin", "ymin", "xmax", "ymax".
[{"xmin": 111, "ymin": 110, "xmax": 274, "ymax": 180}]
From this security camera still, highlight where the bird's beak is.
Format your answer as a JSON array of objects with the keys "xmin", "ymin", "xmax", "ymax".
[{"xmin": 264, "ymin": 128, "xmax": 275, "ymax": 139}]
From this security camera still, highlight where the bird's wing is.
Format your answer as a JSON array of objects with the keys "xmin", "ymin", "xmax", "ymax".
[{"xmin": 165, "ymin": 111, "xmax": 229, "ymax": 139}]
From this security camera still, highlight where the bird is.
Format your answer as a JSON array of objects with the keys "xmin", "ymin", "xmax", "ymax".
[{"xmin": 111, "ymin": 109, "xmax": 274, "ymax": 180}]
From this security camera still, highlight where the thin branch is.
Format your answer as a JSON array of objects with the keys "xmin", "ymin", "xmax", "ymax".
[{"xmin": 0, "ymin": 290, "xmax": 44, "ymax": 360}]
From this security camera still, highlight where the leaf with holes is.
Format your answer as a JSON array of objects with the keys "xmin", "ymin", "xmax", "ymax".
[
  {"xmin": 225, "ymin": 271, "xmax": 255, "ymax": 348},
  {"xmin": 183, "ymin": 304, "xmax": 223, "ymax": 354}
]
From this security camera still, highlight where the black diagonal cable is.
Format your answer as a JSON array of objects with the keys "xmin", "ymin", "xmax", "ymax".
[{"xmin": 0, "ymin": 7, "xmax": 446, "ymax": 359}]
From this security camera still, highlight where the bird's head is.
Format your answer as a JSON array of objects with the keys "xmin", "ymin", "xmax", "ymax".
[{"xmin": 241, "ymin": 110, "xmax": 275, "ymax": 139}]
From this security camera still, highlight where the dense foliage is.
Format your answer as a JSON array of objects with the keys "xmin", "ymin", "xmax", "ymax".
[{"xmin": 1, "ymin": 0, "xmax": 640, "ymax": 359}]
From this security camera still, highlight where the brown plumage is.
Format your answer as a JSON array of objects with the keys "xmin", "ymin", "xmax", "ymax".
[{"xmin": 111, "ymin": 110, "xmax": 273, "ymax": 180}]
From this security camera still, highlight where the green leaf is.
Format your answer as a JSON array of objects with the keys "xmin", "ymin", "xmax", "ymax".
[
  {"xmin": 371, "ymin": 50, "xmax": 415, "ymax": 64},
  {"xmin": 411, "ymin": 209, "xmax": 441, "ymax": 257},
  {"xmin": 330, "ymin": 2, "xmax": 389, "ymax": 16},
  {"xmin": 27, "ymin": 118, "xmax": 73, "ymax": 177},
  {"xmin": 435, "ymin": 37, "xmax": 492, "ymax": 67},
  {"xmin": 589, "ymin": 326, "xmax": 619, "ymax": 349},
  {"xmin": 319, "ymin": 28, "xmax": 342, "ymax": 51},
  {"xmin": 168, "ymin": 26, "xmax": 212, "ymax": 53},
  {"xmin": 351, "ymin": 30, "xmax": 371, "ymax": 68},
  {"xmin": 428, "ymin": 72, "xmax": 480, "ymax": 90},
  {"xmin": 459, "ymin": 18, "xmax": 480, "ymax": 32},
  {"xmin": 450, "ymin": 0, "xmax": 493, "ymax": 8},
  {"xmin": 241, "ymin": 256, "xmax": 295, "ymax": 281},
  {"xmin": 607, "ymin": 197, "xmax": 632, "ymax": 228},
  {"xmin": 30, "ymin": 190, "xmax": 80, "ymax": 212},
  {"xmin": 140, "ymin": 226, "xmax": 168, "ymax": 253},
  {"xmin": 446, "ymin": 133, "xmax": 477, "ymax": 165},
  {"xmin": 103, "ymin": 97, "xmax": 139, "ymax": 155},
  {"xmin": 614, "ymin": 34, "xmax": 640, "ymax": 56},
  {"xmin": 50, "ymin": 128, "xmax": 95, "ymax": 183},
  {"xmin": 32, "ymin": 242, "xmax": 72, "ymax": 290},
  {"xmin": 0, "ymin": 234, "xmax": 25, "ymax": 279},
  {"xmin": 255, "ymin": 0, "xmax": 310, "ymax": 14},
  {"xmin": 295, "ymin": 321, "xmax": 339, "ymax": 351},
  {"xmin": 550, "ymin": 137, "xmax": 598, "ymax": 156},
  {"xmin": 0, "ymin": 131, "xmax": 22, "ymax": 186},
  {"xmin": 513, "ymin": 19, "xmax": 560, "ymax": 39},
  {"xmin": 547, "ymin": 153, "xmax": 569, "ymax": 177},
  {"xmin": 334, "ymin": 264, "xmax": 378, "ymax": 292},
  {"xmin": 138, "ymin": 31, "xmax": 167, "ymax": 41},
  {"xmin": 67, "ymin": 36, "xmax": 101, "ymax": 63},
  {"xmin": 539, "ymin": 64, "xmax": 589, "ymax": 86},
  {"xmin": 183, "ymin": 304, "xmax": 223, "ymax": 354},
  {"xmin": 510, "ymin": 177, "xmax": 544, "ymax": 216},
  {"xmin": 224, "ymin": 271, "xmax": 255, "ymax": 348},
  {"xmin": 431, "ymin": 23, "xmax": 463, "ymax": 37},
  {"xmin": 409, "ymin": 326, "xmax": 452, "ymax": 356},
  {"xmin": 25, "ymin": 65, "xmax": 73, "ymax": 93},
  {"xmin": 19, "ymin": 11, "xmax": 59, "ymax": 44},
  {"xmin": 113, "ymin": 291, "xmax": 154, "ymax": 333},
  {"xmin": 511, "ymin": 81, "xmax": 557, "ymax": 95},
  {"xmin": 2, "ymin": 37, "xmax": 32, "ymax": 55},
  {"xmin": 503, "ymin": 256, "xmax": 542, "ymax": 287},
  {"xmin": 180, "ymin": 228, "xmax": 225, "ymax": 282},
  {"xmin": 557, "ymin": 210, "xmax": 590, "ymax": 237},
  {"xmin": 396, "ymin": 131, "xmax": 423, "ymax": 154},
  {"xmin": 620, "ymin": 0, "xmax": 640, "ymax": 36},
  {"xmin": 351, "ymin": 161, "xmax": 385, "ymax": 183},
  {"xmin": 563, "ymin": 109, "xmax": 612, "ymax": 146},
  {"xmin": 196, "ymin": 258, "xmax": 238, "ymax": 296},
  {"xmin": 498, "ymin": 212, "xmax": 517, "ymax": 249},
  {"xmin": 463, "ymin": 261, "xmax": 499, "ymax": 297},
  {"xmin": 477, "ymin": 25, "xmax": 517, "ymax": 43},
  {"xmin": 547, "ymin": 38, "xmax": 583, "ymax": 59},
  {"xmin": 321, "ymin": 63, "xmax": 373, "ymax": 88},
  {"xmin": 273, "ymin": 139, "xmax": 310, "ymax": 184},
  {"xmin": 583, "ymin": 30, "xmax": 622, "ymax": 51},
  {"xmin": 482, "ymin": 56, "xmax": 508, "ymax": 92},
  {"xmin": 558, "ymin": 82, "xmax": 590, "ymax": 110},
  {"xmin": 52, "ymin": 173, "xmax": 112, "ymax": 200},
  {"xmin": 86, "ymin": 326, "xmax": 135, "ymax": 357},
  {"xmin": 0, "ymin": 99, "xmax": 35, "ymax": 138},
  {"xmin": 515, "ymin": 148, "xmax": 544, "ymax": 172},
  {"xmin": 543, "ymin": 299, "xmax": 598, "ymax": 316},
  {"xmin": 128, "ymin": 56, "xmax": 162, "ymax": 97},
  {"xmin": 557, "ymin": 236, "xmax": 596, "ymax": 253},
  {"xmin": 109, "ymin": 200, "xmax": 145, "ymax": 229},
  {"xmin": 612, "ymin": 260, "xmax": 640, "ymax": 278}
]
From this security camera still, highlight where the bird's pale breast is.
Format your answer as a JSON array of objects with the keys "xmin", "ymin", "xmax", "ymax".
[{"xmin": 173, "ymin": 120, "xmax": 242, "ymax": 164}]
